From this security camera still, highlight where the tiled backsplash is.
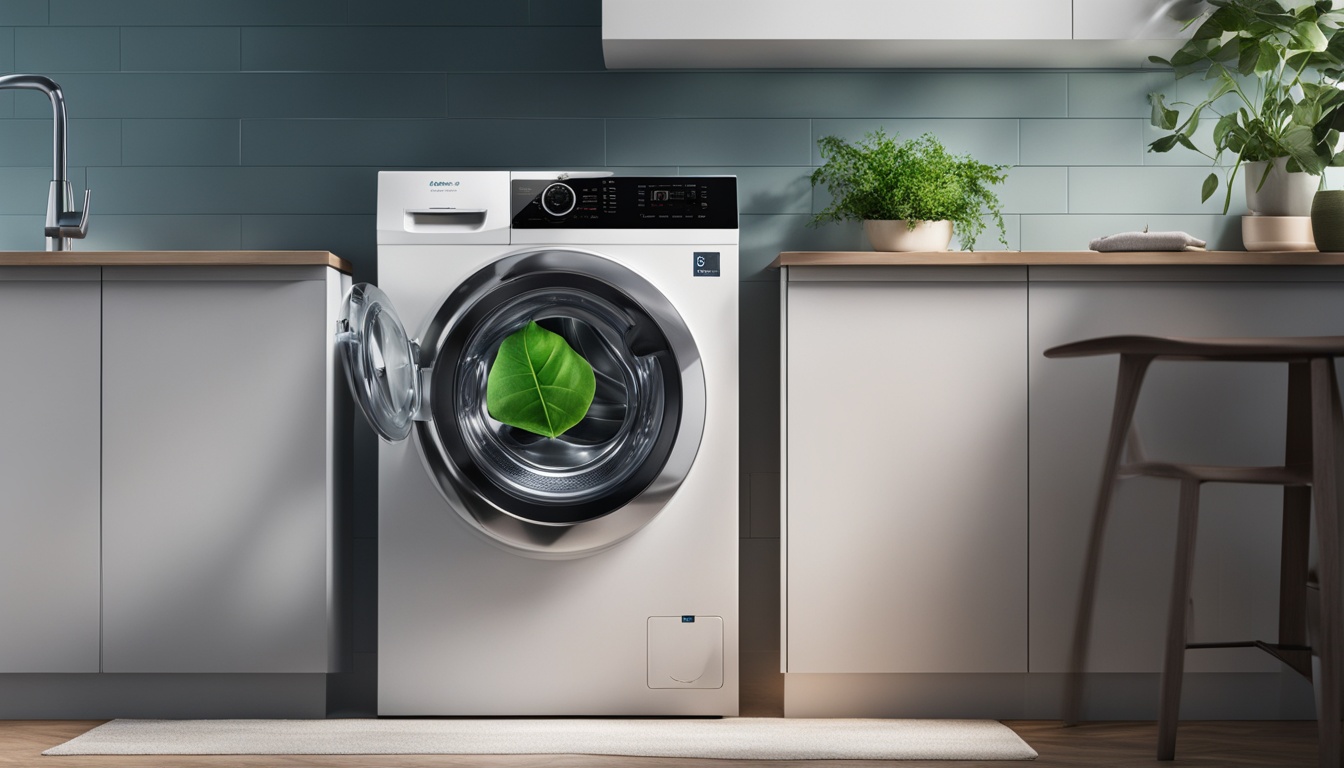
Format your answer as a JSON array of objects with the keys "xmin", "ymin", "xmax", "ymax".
[{"xmin": 0, "ymin": 0, "xmax": 1282, "ymax": 713}]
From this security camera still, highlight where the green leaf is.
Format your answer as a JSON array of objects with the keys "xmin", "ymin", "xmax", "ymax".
[
  {"xmin": 485, "ymin": 321, "xmax": 596, "ymax": 439},
  {"xmin": 1296, "ymin": 20, "xmax": 1329, "ymax": 52},
  {"xmin": 1150, "ymin": 134, "xmax": 1182, "ymax": 153},
  {"xmin": 1201, "ymin": 172, "xmax": 1220, "ymax": 203},
  {"xmin": 1150, "ymin": 93, "xmax": 1181, "ymax": 130}
]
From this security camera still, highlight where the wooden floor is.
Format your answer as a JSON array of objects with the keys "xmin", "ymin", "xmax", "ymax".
[{"xmin": 0, "ymin": 719, "xmax": 1323, "ymax": 767}]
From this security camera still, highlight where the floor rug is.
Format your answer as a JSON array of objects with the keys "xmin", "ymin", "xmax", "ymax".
[{"xmin": 44, "ymin": 717, "xmax": 1037, "ymax": 760}]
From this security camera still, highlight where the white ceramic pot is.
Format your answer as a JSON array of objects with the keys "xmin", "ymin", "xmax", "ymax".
[
  {"xmin": 864, "ymin": 219, "xmax": 954, "ymax": 252},
  {"xmin": 1244, "ymin": 158, "xmax": 1318, "ymax": 216}
]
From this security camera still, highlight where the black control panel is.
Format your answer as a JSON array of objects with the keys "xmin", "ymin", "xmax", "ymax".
[{"xmin": 511, "ymin": 176, "xmax": 738, "ymax": 229}]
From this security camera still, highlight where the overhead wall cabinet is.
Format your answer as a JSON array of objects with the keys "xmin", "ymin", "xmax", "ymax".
[
  {"xmin": 0, "ymin": 258, "xmax": 349, "ymax": 688},
  {"xmin": 602, "ymin": 0, "xmax": 1195, "ymax": 68}
]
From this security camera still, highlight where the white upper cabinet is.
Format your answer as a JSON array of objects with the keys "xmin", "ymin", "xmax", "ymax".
[
  {"xmin": 603, "ymin": 0, "xmax": 1192, "ymax": 68},
  {"xmin": 1074, "ymin": 0, "xmax": 1197, "ymax": 40}
]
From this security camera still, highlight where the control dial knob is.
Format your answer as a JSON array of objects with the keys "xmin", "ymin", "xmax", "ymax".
[{"xmin": 541, "ymin": 182, "xmax": 577, "ymax": 217}]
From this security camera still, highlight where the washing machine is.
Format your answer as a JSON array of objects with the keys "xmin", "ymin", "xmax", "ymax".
[{"xmin": 337, "ymin": 170, "xmax": 739, "ymax": 716}]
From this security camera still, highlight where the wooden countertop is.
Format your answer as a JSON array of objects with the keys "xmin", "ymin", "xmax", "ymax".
[
  {"xmin": 0, "ymin": 250, "xmax": 352, "ymax": 273},
  {"xmin": 772, "ymin": 251, "xmax": 1344, "ymax": 267}
]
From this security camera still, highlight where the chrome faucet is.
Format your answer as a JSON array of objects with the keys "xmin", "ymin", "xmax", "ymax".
[{"xmin": 0, "ymin": 74, "xmax": 90, "ymax": 251}]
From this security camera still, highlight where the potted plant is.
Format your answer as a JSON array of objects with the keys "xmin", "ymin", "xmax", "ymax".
[
  {"xmin": 809, "ymin": 130, "xmax": 1009, "ymax": 252},
  {"xmin": 1147, "ymin": 0, "xmax": 1344, "ymax": 216}
]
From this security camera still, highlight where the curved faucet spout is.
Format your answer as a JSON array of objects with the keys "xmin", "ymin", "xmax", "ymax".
[{"xmin": 0, "ymin": 74, "xmax": 90, "ymax": 251}]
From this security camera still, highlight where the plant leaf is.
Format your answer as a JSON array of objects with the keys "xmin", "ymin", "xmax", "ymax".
[
  {"xmin": 1150, "ymin": 93, "xmax": 1181, "ymax": 130},
  {"xmin": 485, "ymin": 321, "xmax": 596, "ymax": 439},
  {"xmin": 1201, "ymin": 172, "xmax": 1220, "ymax": 203}
]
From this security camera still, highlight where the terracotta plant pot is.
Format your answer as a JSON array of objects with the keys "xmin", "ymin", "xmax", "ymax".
[
  {"xmin": 1311, "ymin": 190, "xmax": 1344, "ymax": 252},
  {"xmin": 864, "ymin": 219, "xmax": 954, "ymax": 252}
]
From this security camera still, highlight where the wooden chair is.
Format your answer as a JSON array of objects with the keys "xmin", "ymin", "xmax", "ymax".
[{"xmin": 1045, "ymin": 334, "xmax": 1344, "ymax": 766}]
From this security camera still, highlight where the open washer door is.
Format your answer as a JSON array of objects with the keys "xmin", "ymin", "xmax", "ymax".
[{"xmin": 338, "ymin": 249, "xmax": 705, "ymax": 558}]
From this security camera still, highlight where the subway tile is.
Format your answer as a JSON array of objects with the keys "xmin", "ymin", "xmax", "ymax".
[
  {"xmin": 1068, "ymin": 71, "xmax": 1175, "ymax": 118},
  {"xmin": 955, "ymin": 213, "xmax": 1021, "ymax": 252},
  {"xmin": 122, "ymin": 28, "xmax": 240, "ymax": 72},
  {"xmin": 0, "ymin": 119, "xmax": 118, "ymax": 167},
  {"xmin": 740, "ymin": 213, "xmax": 866, "ymax": 282},
  {"xmin": 0, "ymin": 166, "xmax": 84, "ymax": 214},
  {"xmin": 749, "ymin": 473, "xmax": 781, "ymax": 539},
  {"xmin": 449, "ymin": 72, "xmax": 1065, "ymax": 119},
  {"xmin": 85, "ymin": 166, "xmax": 377, "ymax": 214},
  {"xmin": 15, "ymin": 27, "xmax": 118, "ymax": 72},
  {"xmin": 348, "ymin": 0, "xmax": 527, "ymax": 25},
  {"xmin": 740, "ymin": 538, "xmax": 781, "ymax": 652},
  {"xmin": 1020, "ymin": 119, "xmax": 1142, "ymax": 166},
  {"xmin": 242, "ymin": 27, "xmax": 603, "ymax": 73},
  {"xmin": 241, "ymin": 215, "xmax": 377, "ymax": 281},
  {"xmin": 0, "ymin": 93, "xmax": 12, "ymax": 119},
  {"xmin": 0, "ymin": 215, "xmax": 44, "ymax": 250},
  {"xmin": 996, "ymin": 167, "xmax": 1067, "ymax": 215},
  {"xmin": 12, "ymin": 74, "xmax": 447, "ymax": 118},
  {"xmin": 80, "ymin": 214, "xmax": 241, "ymax": 250},
  {"xmin": 680, "ymin": 166, "xmax": 811, "ymax": 216},
  {"xmin": 0, "ymin": 2, "xmax": 46, "ymax": 25},
  {"xmin": 242, "ymin": 119, "xmax": 604, "ymax": 168},
  {"xmin": 608, "ymin": 119, "xmax": 811, "ymax": 167},
  {"xmin": 0, "ymin": 28, "xmax": 13, "ymax": 73},
  {"xmin": 811, "ymin": 119, "xmax": 1019, "ymax": 166},
  {"xmin": 1068, "ymin": 166, "xmax": 1248, "ymax": 215},
  {"xmin": 123, "ymin": 120, "xmax": 239, "ymax": 166},
  {"xmin": 50, "ymin": 0, "xmax": 347, "ymax": 25},
  {"xmin": 1020, "ymin": 214, "xmax": 1242, "ymax": 251},
  {"xmin": 529, "ymin": 0, "xmax": 601, "ymax": 25}
]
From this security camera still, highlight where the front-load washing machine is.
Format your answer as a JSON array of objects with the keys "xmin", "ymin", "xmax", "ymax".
[{"xmin": 338, "ymin": 170, "xmax": 739, "ymax": 715}]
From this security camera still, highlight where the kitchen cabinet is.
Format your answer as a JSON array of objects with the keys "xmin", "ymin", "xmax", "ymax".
[
  {"xmin": 1029, "ymin": 271, "xmax": 1344, "ymax": 675},
  {"xmin": 101, "ymin": 266, "xmax": 347, "ymax": 673},
  {"xmin": 603, "ymin": 0, "xmax": 1188, "ymax": 68},
  {"xmin": 782, "ymin": 267, "xmax": 1029, "ymax": 674},
  {"xmin": 778, "ymin": 253, "xmax": 1344, "ymax": 719},
  {"xmin": 0, "ymin": 268, "xmax": 101, "ymax": 673},
  {"xmin": 0, "ymin": 255, "xmax": 349, "ymax": 680}
]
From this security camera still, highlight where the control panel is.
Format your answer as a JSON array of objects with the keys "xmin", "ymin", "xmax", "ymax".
[{"xmin": 511, "ymin": 176, "xmax": 737, "ymax": 229}]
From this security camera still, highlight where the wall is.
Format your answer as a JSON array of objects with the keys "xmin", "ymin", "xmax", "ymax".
[{"xmin": 0, "ymin": 0, "xmax": 1249, "ymax": 715}]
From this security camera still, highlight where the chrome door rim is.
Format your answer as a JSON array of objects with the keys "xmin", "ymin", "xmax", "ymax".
[{"xmin": 413, "ymin": 248, "xmax": 706, "ymax": 559}]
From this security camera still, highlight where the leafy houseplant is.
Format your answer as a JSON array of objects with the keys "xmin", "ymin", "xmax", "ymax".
[
  {"xmin": 810, "ymin": 130, "xmax": 1009, "ymax": 252},
  {"xmin": 1148, "ymin": 0, "xmax": 1344, "ymax": 213}
]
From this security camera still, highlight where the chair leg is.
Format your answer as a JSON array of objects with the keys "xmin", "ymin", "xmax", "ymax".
[
  {"xmin": 1157, "ymin": 478, "xmax": 1200, "ymax": 761},
  {"xmin": 1282, "ymin": 362, "xmax": 1313, "ymax": 679},
  {"xmin": 1064, "ymin": 353, "xmax": 1153, "ymax": 726},
  {"xmin": 1310, "ymin": 358, "xmax": 1343, "ymax": 768}
]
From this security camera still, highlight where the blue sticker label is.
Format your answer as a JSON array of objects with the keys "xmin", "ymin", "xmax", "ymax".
[
  {"xmin": 693, "ymin": 252, "xmax": 720, "ymax": 277},
  {"xmin": 681, "ymin": 615, "xmax": 695, "ymax": 623}
]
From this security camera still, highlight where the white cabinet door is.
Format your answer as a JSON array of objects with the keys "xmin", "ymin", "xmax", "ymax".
[
  {"xmin": 1029, "ymin": 275, "xmax": 1344, "ymax": 674},
  {"xmin": 784, "ymin": 270, "xmax": 1028, "ymax": 674},
  {"xmin": 100, "ymin": 266, "xmax": 341, "ymax": 673},
  {"xmin": 0, "ymin": 268, "xmax": 101, "ymax": 672},
  {"xmin": 1074, "ymin": 0, "xmax": 1196, "ymax": 40}
]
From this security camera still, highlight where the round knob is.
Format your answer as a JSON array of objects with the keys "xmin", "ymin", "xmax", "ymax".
[{"xmin": 541, "ymin": 183, "xmax": 576, "ymax": 217}]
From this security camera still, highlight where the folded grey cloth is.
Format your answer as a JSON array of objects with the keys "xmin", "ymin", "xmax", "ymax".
[{"xmin": 1089, "ymin": 230, "xmax": 1207, "ymax": 252}]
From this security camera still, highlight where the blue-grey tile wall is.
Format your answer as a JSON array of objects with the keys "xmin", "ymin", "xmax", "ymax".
[{"xmin": 0, "ymin": 2, "xmax": 1254, "ymax": 714}]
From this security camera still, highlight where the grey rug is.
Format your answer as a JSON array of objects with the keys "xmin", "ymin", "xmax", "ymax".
[{"xmin": 44, "ymin": 717, "xmax": 1038, "ymax": 760}]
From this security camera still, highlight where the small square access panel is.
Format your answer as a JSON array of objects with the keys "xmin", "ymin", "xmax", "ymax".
[{"xmin": 647, "ymin": 616, "xmax": 724, "ymax": 689}]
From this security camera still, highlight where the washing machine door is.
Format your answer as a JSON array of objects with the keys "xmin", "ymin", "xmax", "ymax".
[
  {"xmin": 416, "ymin": 249, "xmax": 705, "ymax": 558},
  {"xmin": 336, "ymin": 283, "xmax": 423, "ymax": 442}
]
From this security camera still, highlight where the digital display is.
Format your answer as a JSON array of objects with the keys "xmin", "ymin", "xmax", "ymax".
[{"xmin": 511, "ymin": 176, "xmax": 737, "ymax": 229}]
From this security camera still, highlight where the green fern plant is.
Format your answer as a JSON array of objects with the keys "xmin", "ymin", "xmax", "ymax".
[{"xmin": 809, "ymin": 130, "xmax": 1009, "ymax": 252}]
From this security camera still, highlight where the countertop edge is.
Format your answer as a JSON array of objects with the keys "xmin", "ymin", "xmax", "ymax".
[
  {"xmin": 0, "ymin": 251, "xmax": 353, "ymax": 274},
  {"xmin": 771, "ymin": 250, "xmax": 1344, "ymax": 267}
]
